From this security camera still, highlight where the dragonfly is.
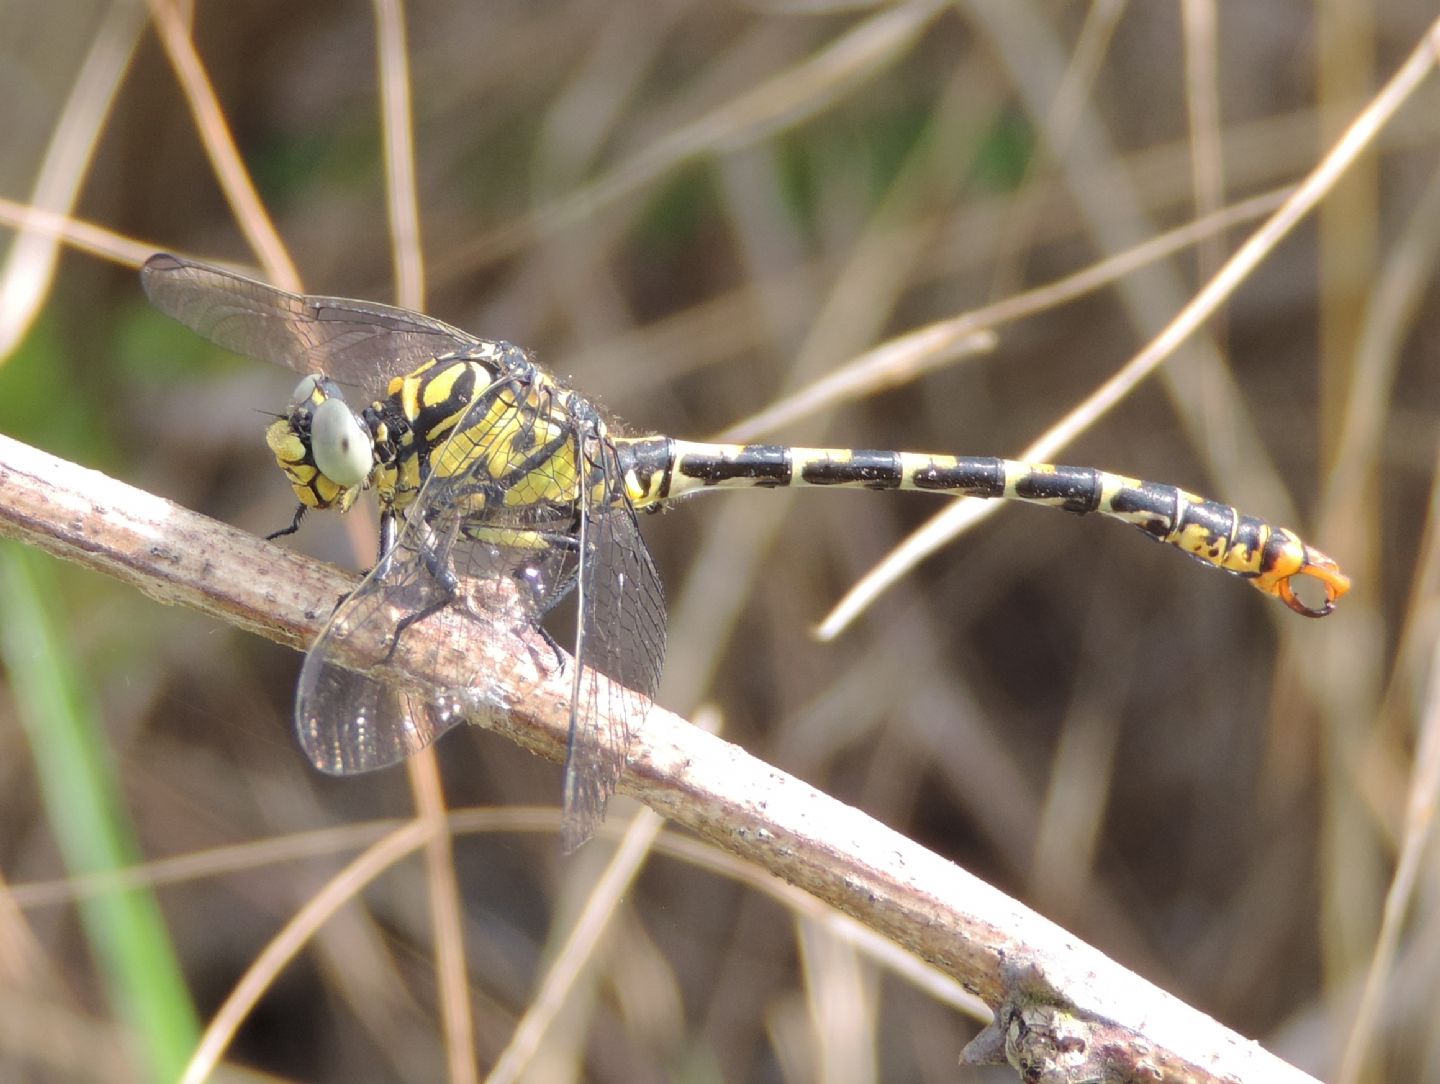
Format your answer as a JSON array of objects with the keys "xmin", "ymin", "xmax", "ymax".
[{"xmin": 140, "ymin": 253, "xmax": 1350, "ymax": 849}]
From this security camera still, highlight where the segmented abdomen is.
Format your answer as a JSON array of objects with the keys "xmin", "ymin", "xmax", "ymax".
[{"xmin": 615, "ymin": 439, "xmax": 1349, "ymax": 617}]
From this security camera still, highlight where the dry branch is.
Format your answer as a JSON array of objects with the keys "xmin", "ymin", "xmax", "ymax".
[{"xmin": 0, "ymin": 431, "xmax": 1319, "ymax": 1084}]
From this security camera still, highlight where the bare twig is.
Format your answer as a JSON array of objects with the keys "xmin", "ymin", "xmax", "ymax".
[{"xmin": 0, "ymin": 432, "xmax": 1320, "ymax": 1084}]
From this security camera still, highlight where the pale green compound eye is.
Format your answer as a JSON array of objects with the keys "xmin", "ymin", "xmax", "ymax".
[
  {"xmin": 290, "ymin": 373, "xmax": 324, "ymax": 404},
  {"xmin": 310, "ymin": 396, "xmax": 373, "ymax": 489}
]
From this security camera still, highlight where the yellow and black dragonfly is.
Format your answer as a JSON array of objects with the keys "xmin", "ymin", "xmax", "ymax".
[{"xmin": 141, "ymin": 253, "xmax": 1350, "ymax": 849}]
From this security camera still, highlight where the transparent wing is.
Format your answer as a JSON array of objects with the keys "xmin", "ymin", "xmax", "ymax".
[
  {"xmin": 294, "ymin": 366, "xmax": 666, "ymax": 849},
  {"xmin": 295, "ymin": 510, "xmax": 475, "ymax": 773},
  {"xmin": 562, "ymin": 442, "xmax": 666, "ymax": 850},
  {"xmin": 293, "ymin": 369, "xmax": 576, "ymax": 776},
  {"xmin": 140, "ymin": 253, "xmax": 482, "ymax": 390}
]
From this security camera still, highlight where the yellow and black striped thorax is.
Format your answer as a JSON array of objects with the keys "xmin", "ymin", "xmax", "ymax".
[
  {"xmin": 266, "ymin": 339, "xmax": 608, "ymax": 531},
  {"xmin": 371, "ymin": 343, "xmax": 599, "ymax": 527}
]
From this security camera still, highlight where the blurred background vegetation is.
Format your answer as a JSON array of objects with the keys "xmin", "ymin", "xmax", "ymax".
[{"xmin": 1, "ymin": 1, "xmax": 1437, "ymax": 1081}]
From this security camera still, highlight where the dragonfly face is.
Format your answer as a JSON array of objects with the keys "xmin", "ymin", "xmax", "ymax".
[{"xmin": 265, "ymin": 374, "xmax": 376, "ymax": 516}]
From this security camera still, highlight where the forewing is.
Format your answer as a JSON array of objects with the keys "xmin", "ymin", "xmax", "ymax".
[{"xmin": 141, "ymin": 253, "xmax": 480, "ymax": 389}]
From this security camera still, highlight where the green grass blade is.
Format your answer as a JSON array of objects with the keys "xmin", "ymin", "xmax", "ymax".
[{"xmin": 0, "ymin": 544, "xmax": 200, "ymax": 1083}]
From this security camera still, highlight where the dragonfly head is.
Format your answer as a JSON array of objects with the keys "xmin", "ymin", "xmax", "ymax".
[{"xmin": 265, "ymin": 374, "xmax": 375, "ymax": 514}]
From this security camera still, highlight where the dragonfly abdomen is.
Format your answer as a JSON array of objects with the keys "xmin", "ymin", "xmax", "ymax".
[
  {"xmin": 620, "ymin": 439, "xmax": 1348, "ymax": 617},
  {"xmin": 648, "ymin": 440, "xmax": 1143, "ymax": 505}
]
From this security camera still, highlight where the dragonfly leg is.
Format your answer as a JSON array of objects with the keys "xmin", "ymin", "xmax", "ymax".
[
  {"xmin": 265, "ymin": 503, "xmax": 307, "ymax": 541},
  {"xmin": 529, "ymin": 626, "xmax": 568, "ymax": 674},
  {"xmin": 381, "ymin": 526, "xmax": 461, "ymax": 665},
  {"xmin": 525, "ymin": 531, "xmax": 581, "ymax": 620}
]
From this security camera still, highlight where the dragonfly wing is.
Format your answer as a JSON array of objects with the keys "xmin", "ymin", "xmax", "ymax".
[
  {"xmin": 295, "ymin": 522, "xmax": 468, "ymax": 774},
  {"xmin": 141, "ymin": 253, "xmax": 481, "ymax": 388},
  {"xmin": 297, "ymin": 668, "xmax": 457, "ymax": 775},
  {"xmin": 297, "ymin": 370, "xmax": 574, "ymax": 775},
  {"xmin": 397, "ymin": 377, "xmax": 664, "ymax": 848},
  {"xmin": 561, "ymin": 437, "xmax": 666, "ymax": 850}
]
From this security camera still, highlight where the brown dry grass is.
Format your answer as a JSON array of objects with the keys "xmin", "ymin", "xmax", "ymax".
[{"xmin": 1, "ymin": 3, "xmax": 1438, "ymax": 1081}]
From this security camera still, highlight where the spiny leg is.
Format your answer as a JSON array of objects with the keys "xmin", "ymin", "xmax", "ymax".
[
  {"xmin": 510, "ymin": 531, "xmax": 583, "ymax": 674},
  {"xmin": 266, "ymin": 503, "xmax": 308, "ymax": 541},
  {"xmin": 380, "ymin": 516, "xmax": 462, "ymax": 666}
]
